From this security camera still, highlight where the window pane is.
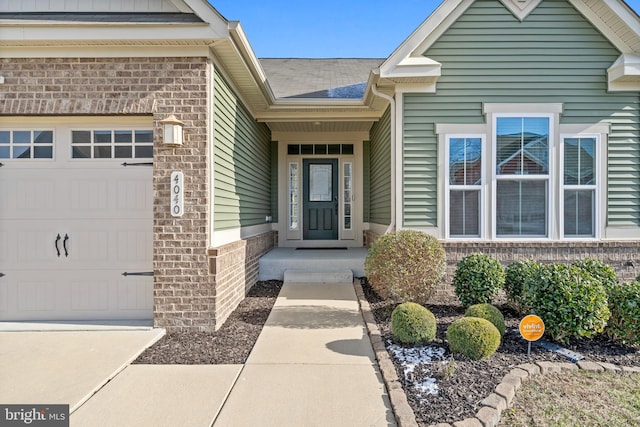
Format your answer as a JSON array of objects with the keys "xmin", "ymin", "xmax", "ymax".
[
  {"xmin": 115, "ymin": 146, "xmax": 133, "ymax": 158},
  {"xmin": 135, "ymin": 130, "xmax": 153, "ymax": 143},
  {"xmin": 496, "ymin": 180, "xmax": 547, "ymax": 236},
  {"xmin": 72, "ymin": 131, "xmax": 91, "ymax": 144},
  {"xmin": 288, "ymin": 145, "xmax": 300, "ymax": 155},
  {"xmin": 134, "ymin": 146, "xmax": 153, "ymax": 158},
  {"xmin": 0, "ymin": 131, "xmax": 9, "ymax": 144},
  {"xmin": 14, "ymin": 131, "xmax": 31, "ymax": 144},
  {"xmin": 114, "ymin": 131, "xmax": 132, "ymax": 143},
  {"xmin": 94, "ymin": 131, "xmax": 112, "ymax": 143},
  {"xmin": 564, "ymin": 190, "xmax": 594, "ymax": 237},
  {"xmin": 328, "ymin": 144, "xmax": 340, "ymax": 155},
  {"xmin": 450, "ymin": 138, "xmax": 481, "ymax": 185},
  {"xmin": 94, "ymin": 146, "xmax": 112, "ymax": 158},
  {"xmin": 497, "ymin": 117, "xmax": 549, "ymax": 175},
  {"xmin": 33, "ymin": 146, "xmax": 53, "ymax": 159},
  {"xmin": 315, "ymin": 144, "xmax": 327, "ymax": 155},
  {"xmin": 34, "ymin": 131, "xmax": 53, "ymax": 144},
  {"xmin": 13, "ymin": 146, "xmax": 30, "ymax": 159},
  {"xmin": 301, "ymin": 144, "xmax": 313, "ymax": 155},
  {"xmin": 564, "ymin": 137, "xmax": 595, "ymax": 185},
  {"xmin": 0, "ymin": 146, "xmax": 9, "ymax": 158},
  {"xmin": 450, "ymin": 190, "xmax": 480, "ymax": 237},
  {"xmin": 342, "ymin": 144, "xmax": 354, "ymax": 155},
  {"xmin": 72, "ymin": 146, "xmax": 91, "ymax": 158}
]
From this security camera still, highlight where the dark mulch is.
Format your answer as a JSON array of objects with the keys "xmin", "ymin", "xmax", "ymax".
[
  {"xmin": 134, "ymin": 280, "xmax": 282, "ymax": 365},
  {"xmin": 361, "ymin": 281, "xmax": 640, "ymax": 426}
]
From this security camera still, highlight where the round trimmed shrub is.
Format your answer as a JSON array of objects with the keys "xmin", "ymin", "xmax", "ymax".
[
  {"xmin": 464, "ymin": 303, "xmax": 506, "ymax": 336},
  {"xmin": 573, "ymin": 258, "xmax": 618, "ymax": 290},
  {"xmin": 365, "ymin": 230, "xmax": 445, "ymax": 305},
  {"xmin": 605, "ymin": 281, "xmax": 640, "ymax": 345},
  {"xmin": 447, "ymin": 317, "xmax": 501, "ymax": 360},
  {"xmin": 504, "ymin": 259, "xmax": 543, "ymax": 315},
  {"xmin": 532, "ymin": 263, "xmax": 610, "ymax": 343},
  {"xmin": 453, "ymin": 254, "xmax": 505, "ymax": 307},
  {"xmin": 391, "ymin": 302, "xmax": 437, "ymax": 344}
]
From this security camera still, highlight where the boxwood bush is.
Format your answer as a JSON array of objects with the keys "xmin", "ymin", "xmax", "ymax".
[
  {"xmin": 504, "ymin": 259, "xmax": 543, "ymax": 315},
  {"xmin": 532, "ymin": 263, "xmax": 610, "ymax": 343},
  {"xmin": 464, "ymin": 303, "xmax": 505, "ymax": 337},
  {"xmin": 447, "ymin": 317, "xmax": 501, "ymax": 360},
  {"xmin": 364, "ymin": 230, "xmax": 445, "ymax": 306},
  {"xmin": 391, "ymin": 302, "xmax": 437, "ymax": 344},
  {"xmin": 605, "ymin": 281, "xmax": 640, "ymax": 345},
  {"xmin": 453, "ymin": 254, "xmax": 505, "ymax": 307}
]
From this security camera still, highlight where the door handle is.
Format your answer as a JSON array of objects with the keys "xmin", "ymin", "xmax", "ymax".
[
  {"xmin": 55, "ymin": 234, "xmax": 61, "ymax": 257},
  {"xmin": 63, "ymin": 234, "xmax": 69, "ymax": 257}
]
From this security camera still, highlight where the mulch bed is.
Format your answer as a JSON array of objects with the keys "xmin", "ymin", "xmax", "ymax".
[
  {"xmin": 134, "ymin": 280, "xmax": 282, "ymax": 365},
  {"xmin": 135, "ymin": 278, "xmax": 639, "ymax": 426},
  {"xmin": 361, "ymin": 281, "xmax": 640, "ymax": 426}
]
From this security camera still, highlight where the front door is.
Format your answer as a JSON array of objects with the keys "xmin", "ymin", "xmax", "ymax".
[{"xmin": 303, "ymin": 159, "xmax": 338, "ymax": 240}]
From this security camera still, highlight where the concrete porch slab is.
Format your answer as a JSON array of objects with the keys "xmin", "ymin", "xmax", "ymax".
[
  {"xmin": 0, "ymin": 329, "xmax": 164, "ymax": 412},
  {"xmin": 71, "ymin": 365, "xmax": 242, "ymax": 427},
  {"xmin": 258, "ymin": 247, "xmax": 367, "ymax": 281},
  {"xmin": 212, "ymin": 364, "xmax": 395, "ymax": 427}
]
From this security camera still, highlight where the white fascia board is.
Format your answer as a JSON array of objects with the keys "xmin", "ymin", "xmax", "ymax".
[
  {"xmin": 380, "ymin": 0, "xmax": 472, "ymax": 77},
  {"xmin": 0, "ymin": 45, "xmax": 212, "ymax": 58},
  {"xmin": 182, "ymin": 0, "xmax": 230, "ymax": 37},
  {"xmin": 227, "ymin": 21, "xmax": 276, "ymax": 103},
  {"xmin": 608, "ymin": 53, "xmax": 640, "ymax": 91}
]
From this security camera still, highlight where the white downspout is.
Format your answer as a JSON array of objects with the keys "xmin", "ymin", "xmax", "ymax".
[{"xmin": 370, "ymin": 83, "xmax": 396, "ymax": 234}]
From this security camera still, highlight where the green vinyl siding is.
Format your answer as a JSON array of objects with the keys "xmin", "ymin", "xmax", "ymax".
[
  {"xmin": 369, "ymin": 106, "xmax": 392, "ymax": 225},
  {"xmin": 213, "ymin": 69, "xmax": 272, "ymax": 231},
  {"xmin": 403, "ymin": 0, "xmax": 639, "ymax": 227}
]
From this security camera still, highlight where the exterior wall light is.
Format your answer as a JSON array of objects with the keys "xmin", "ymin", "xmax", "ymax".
[{"xmin": 159, "ymin": 114, "xmax": 185, "ymax": 148}]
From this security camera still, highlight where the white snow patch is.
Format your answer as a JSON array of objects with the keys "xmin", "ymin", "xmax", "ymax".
[{"xmin": 386, "ymin": 341, "xmax": 448, "ymax": 400}]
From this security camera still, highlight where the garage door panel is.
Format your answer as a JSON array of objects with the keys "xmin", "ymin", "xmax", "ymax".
[
  {"xmin": 117, "ymin": 229, "xmax": 153, "ymax": 264},
  {"xmin": 17, "ymin": 230, "xmax": 63, "ymax": 267},
  {"xmin": 71, "ymin": 279, "xmax": 109, "ymax": 311},
  {"xmin": 18, "ymin": 280, "xmax": 59, "ymax": 312},
  {"xmin": 117, "ymin": 178, "xmax": 153, "ymax": 214},
  {"xmin": 70, "ymin": 179, "xmax": 109, "ymax": 213},
  {"xmin": 118, "ymin": 277, "xmax": 153, "ymax": 312},
  {"xmin": 68, "ymin": 230, "xmax": 110, "ymax": 263}
]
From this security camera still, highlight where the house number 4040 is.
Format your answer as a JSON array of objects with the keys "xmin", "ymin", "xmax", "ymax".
[{"xmin": 171, "ymin": 171, "xmax": 184, "ymax": 217}]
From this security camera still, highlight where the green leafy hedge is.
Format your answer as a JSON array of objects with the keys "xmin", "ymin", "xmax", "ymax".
[
  {"xmin": 605, "ymin": 281, "xmax": 640, "ymax": 345},
  {"xmin": 364, "ymin": 230, "xmax": 445, "ymax": 305},
  {"xmin": 464, "ymin": 303, "xmax": 505, "ymax": 337},
  {"xmin": 391, "ymin": 302, "xmax": 437, "ymax": 344},
  {"xmin": 447, "ymin": 317, "xmax": 501, "ymax": 360},
  {"xmin": 453, "ymin": 254, "xmax": 505, "ymax": 308}
]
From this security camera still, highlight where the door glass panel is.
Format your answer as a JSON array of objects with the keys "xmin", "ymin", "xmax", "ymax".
[
  {"xmin": 13, "ymin": 146, "xmax": 30, "ymax": 159},
  {"xmin": 309, "ymin": 164, "xmax": 332, "ymax": 201},
  {"xmin": 33, "ymin": 146, "xmax": 53, "ymax": 159}
]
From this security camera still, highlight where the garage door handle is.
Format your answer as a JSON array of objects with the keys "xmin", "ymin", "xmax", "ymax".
[
  {"xmin": 0, "ymin": 273, "xmax": 5, "ymax": 278},
  {"xmin": 122, "ymin": 272, "xmax": 153, "ymax": 277},
  {"xmin": 63, "ymin": 234, "xmax": 69, "ymax": 257},
  {"xmin": 55, "ymin": 234, "xmax": 61, "ymax": 257}
]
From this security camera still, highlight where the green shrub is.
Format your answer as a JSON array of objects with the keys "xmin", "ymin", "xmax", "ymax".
[
  {"xmin": 453, "ymin": 254, "xmax": 506, "ymax": 307},
  {"xmin": 391, "ymin": 302, "xmax": 437, "ymax": 344},
  {"xmin": 464, "ymin": 303, "xmax": 506, "ymax": 336},
  {"xmin": 532, "ymin": 263, "xmax": 610, "ymax": 343},
  {"xmin": 504, "ymin": 259, "xmax": 543, "ymax": 315},
  {"xmin": 605, "ymin": 281, "xmax": 640, "ymax": 345},
  {"xmin": 365, "ymin": 230, "xmax": 446, "ymax": 305},
  {"xmin": 572, "ymin": 258, "xmax": 618, "ymax": 290},
  {"xmin": 447, "ymin": 317, "xmax": 501, "ymax": 360}
]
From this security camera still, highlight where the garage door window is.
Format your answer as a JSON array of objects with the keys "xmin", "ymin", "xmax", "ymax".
[
  {"xmin": 0, "ymin": 130, "xmax": 54, "ymax": 159},
  {"xmin": 72, "ymin": 129, "xmax": 153, "ymax": 159}
]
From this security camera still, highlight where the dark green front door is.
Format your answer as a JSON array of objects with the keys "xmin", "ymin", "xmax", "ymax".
[{"xmin": 303, "ymin": 159, "xmax": 339, "ymax": 240}]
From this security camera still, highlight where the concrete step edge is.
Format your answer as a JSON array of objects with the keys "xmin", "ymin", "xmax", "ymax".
[{"xmin": 283, "ymin": 269, "xmax": 354, "ymax": 284}]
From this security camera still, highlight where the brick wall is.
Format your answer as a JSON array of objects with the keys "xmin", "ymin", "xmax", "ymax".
[
  {"xmin": 1, "ymin": 56, "xmax": 224, "ymax": 331},
  {"xmin": 364, "ymin": 232, "xmax": 640, "ymax": 300},
  {"xmin": 208, "ymin": 231, "xmax": 277, "ymax": 328}
]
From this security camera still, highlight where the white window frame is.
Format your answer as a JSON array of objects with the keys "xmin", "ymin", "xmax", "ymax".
[
  {"xmin": 560, "ymin": 133, "xmax": 600, "ymax": 239},
  {"xmin": 491, "ymin": 113, "xmax": 556, "ymax": 240},
  {"xmin": 444, "ymin": 134, "xmax": 486, "ymax": 239}
]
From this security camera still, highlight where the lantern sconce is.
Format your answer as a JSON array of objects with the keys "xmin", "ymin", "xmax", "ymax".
[{"xmin": 159, "ymin": 114, "xmax": 185, "ymax": 148}]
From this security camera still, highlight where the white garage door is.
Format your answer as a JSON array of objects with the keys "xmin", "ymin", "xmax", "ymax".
[{"xmin": 0, "ymin": 118, "xmax": 154, "ymax": 322}]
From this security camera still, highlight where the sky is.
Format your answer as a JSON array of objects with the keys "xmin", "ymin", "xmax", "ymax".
[{"xmin": 208, "ymin": 0, "xmax": 640, "ymax": 59}]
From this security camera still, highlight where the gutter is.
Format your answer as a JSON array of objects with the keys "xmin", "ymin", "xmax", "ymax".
[{"xmin": 370, "ymin": 77, "xmax": 396, "ymax": 235}]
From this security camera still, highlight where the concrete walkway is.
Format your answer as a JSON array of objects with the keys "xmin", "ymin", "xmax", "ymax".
[
  {"xmin": 213, "ymin": 272, "xmax": 396, "ymax": 426},
  {"xmin": 68, "ymin": 272, "xmax": 395, "ymax": 426}
]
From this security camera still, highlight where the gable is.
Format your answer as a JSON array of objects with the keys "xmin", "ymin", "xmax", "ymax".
[{"xmin": 499, "ymin": 0, "xmax": 543, "ymax": 20}]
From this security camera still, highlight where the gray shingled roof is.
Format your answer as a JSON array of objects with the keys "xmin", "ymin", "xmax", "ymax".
[
  {"xmin": 0, "ymin": 13, "xmax": 203, "ymax": 23},
  {"xmin": 259, "ymin": 58, "xmax": 384, "ymax": 99}
]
